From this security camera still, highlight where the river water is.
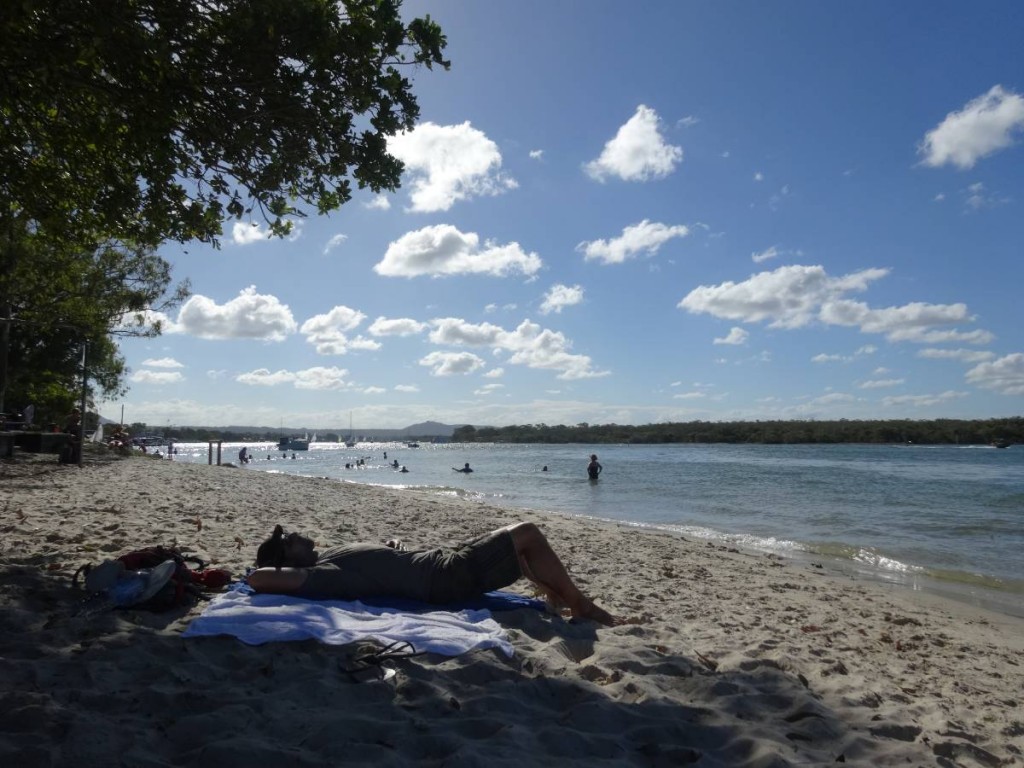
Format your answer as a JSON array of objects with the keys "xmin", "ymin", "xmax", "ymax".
[{"xmin": 165, "ymin": 440, "xmax": 1024, "ymax": 617}]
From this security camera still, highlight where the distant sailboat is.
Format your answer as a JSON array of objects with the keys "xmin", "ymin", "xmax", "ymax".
[
  {"xmin": 345, "ymin": 412, "xmax": 356, "ymax": 448},
  {"xmin": 310, "ymin": 432, "xmax": 318, "ymax": 443}
]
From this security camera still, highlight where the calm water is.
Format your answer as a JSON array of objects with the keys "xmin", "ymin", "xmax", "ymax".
[{"xmin": 167, "ymin": 441, "xmax": 1024, "ymax": 617}]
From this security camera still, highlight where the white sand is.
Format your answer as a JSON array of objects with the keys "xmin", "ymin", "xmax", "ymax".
[{"xmin": 2, "ymin": 453, "xmax": 1022, "ymax": 766}]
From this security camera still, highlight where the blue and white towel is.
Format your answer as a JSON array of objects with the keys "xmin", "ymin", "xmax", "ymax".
[{"xmin": 182, "ymin": 584, "xmax": 542, "ymax": 657}]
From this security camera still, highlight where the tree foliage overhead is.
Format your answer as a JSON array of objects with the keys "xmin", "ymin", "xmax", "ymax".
[{"xmin": 0, "ymin": 0, "xmax": 449, "ymax": 247}]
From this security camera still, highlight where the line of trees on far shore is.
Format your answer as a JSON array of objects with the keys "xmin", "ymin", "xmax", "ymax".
[{"xmin": 452, "ymin": 418, "xmax": 1024, "ymax": 446}]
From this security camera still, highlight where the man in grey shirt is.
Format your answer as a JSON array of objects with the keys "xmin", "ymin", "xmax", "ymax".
[{"xmin": 248, "ymin": 522, "xmax": 618, "ymax": 625}]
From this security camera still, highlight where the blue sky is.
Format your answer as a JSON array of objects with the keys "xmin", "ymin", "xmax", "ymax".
[{"xmin": 107, "ymin": 1, "xmax": 1024, "ymax": 430}]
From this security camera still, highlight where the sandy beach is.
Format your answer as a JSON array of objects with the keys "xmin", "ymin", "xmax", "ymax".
[{"xmin": 1, "ymin": 452, "xmax": 1022, "ymax": 767}]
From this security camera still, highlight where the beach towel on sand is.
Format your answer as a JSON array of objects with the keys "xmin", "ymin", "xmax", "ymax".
[{"xmin": 183, "ymin": 584, "xmax": 544, "ymax": 657}]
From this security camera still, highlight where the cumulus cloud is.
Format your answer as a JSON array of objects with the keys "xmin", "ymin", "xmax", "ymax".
[
  {"xmin": 419, "ymin": 351, "xmax": 486, "ymax": 376},
  {"xmin": 812, "ymin": 353, "xmax": 850, "ymax": 363},
  {"xmin": 965, "ymin": 353, "xmax": 1024, "ymax": 395},
  {"xmin": 140, "ymin": 357, "xmax": 183, "ymax": 369},
  {"xmin": 130, "ymin": 370, "xmax": 183, "ymax": 384},
  {"xmin": 672, "ymin": 391, "xmax": 706, "ymax": 400},
  {"xmin": 584, "ymin": 105, "xmax": 683, "ymax": 182},
  {"xmin": 680, "ymin": 265, "xmax": 888, "ymax": 329},
  {"xmin": 483, "ymin": 368, "xmax": 505, "ymax": 378},
  {"xmin": 919, "ymin": 85, "xmax": 1024, "ymax": 169},
  {"xmin": 713, "ymin": 327, "xmax": 749, "ymax": 345},
  {"xmin": 577, "ymin": 220, "xmax": 689, "ymax": 265},
  {"xmin": 176, "ymin": 286, "xmax": 297, "ymax": 341},
  {"xmin": 388, "ymin": 121, "xmax": 517, "ymax": 212},
  {"xmin": 529, "ymin": 150, "xmax": 544, "ymax": 160},
  {"xmin": 368, "ymin": 317, "xmax": 428, "ymax": 337},
  {"xmin": 540, "ymin": 284, "xmax": 584, "ymax": 315},
  {"xmin": 679, "ymin": 264, "xmax": 990, "ymax": 345},
  {"xmin": 429, "ymin": 317, "xmax": 608, "ymax": 380},
  {"xmin": 751, "ymin": 245, "xmax": 780, "ymax": 263},
  {"xmin": 375, "ymin": 224, "xmax": 542, "ymax": 278},
  {"xmin": 364, "ymin": 195, "xmax": 391, "ymax": 210},
  {"xmin": 235, "ymin": 366, "xmax": 351, "ymax": 390},
  {"xmin": 300, "ymin": 306, "xmax": 380, "ymax": 356},
  {"xmin": 474, "ymin": 383, "xmax": 504, "ymax": 395},
  {"xmin": 323, "ymin": 234, "xmax": 347, "ymax": 255},
  {"xmin": 231, "ymin": 222, "xmax": 270, "ymax": 245},
  {"xmin": 394, "ymin": 384, "xmax": 419, "ymax": 393},
  {"xmin": 918, "ymin": 348, "xmax": 996, "ymax": 363}
]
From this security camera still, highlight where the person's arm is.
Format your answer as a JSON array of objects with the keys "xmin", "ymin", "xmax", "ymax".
[{"xmin": 248, "ymin": 567, "xmax": 310, "ymax": 594}]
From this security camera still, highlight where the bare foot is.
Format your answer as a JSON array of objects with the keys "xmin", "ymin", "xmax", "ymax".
[{"xmin": 571, "ymin": 597, "xmax": 620, "ymax": 627}]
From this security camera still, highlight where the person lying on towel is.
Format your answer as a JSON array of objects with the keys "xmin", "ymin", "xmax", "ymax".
[{"xmin": 248, "ymin": 522, "xmax": 620, "ymax": 626}]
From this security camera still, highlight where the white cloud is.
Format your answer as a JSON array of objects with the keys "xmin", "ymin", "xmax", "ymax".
[
  {"xmin": 231, "ymin": 222, "xmax": 270, "ymax": 245},
  {"xmin": 529, "ymin": 149, "xmax": 544, "ymax": 160},
  {"xmin": 235, "ymin": 366, "xmax": 351, "ymax": 390},
  {"xmin": 368, "ymin": 317, "xmax": 428, "ymax": 337},
  {"xmin": 130, "ymin": 370, "xmax": 183, "ymax": 384},
  {"xmin": 714, "ymin": 327, "xmax": 749, "ymax": 345},
  {"xmin": 394, "ymin": 384, "xmax": 419, "ymax": 393},
  {"xmin": 680, "ymin": 264, "xmax": 991, "ymax": 346},
  {"xmin": 474, "ymin": 383, "xmax": 505, "ymax": 395},
  {"xmin": 364, "ymin": 195, "xmax": 391, "ymax": 210},
  {"xmin": 176, "ymin": 286, "xmax": 297, "ymax": 341},
  {"xmin": 429, "ymin": 317, "xmax": 608, "ymax": 380},
  {"xmin": 236, "ymin": 368, "xmax": 297, "ymax": 387},
  {"xmin": 300, "ymin": 306, "xmax": 375, "ymax": 355},
  {"xmin": 751, "ymin": 245, "xmax": 780, "ymax": 263},
  {"xmin": 812, "ymin": 353, "xmax": 850, "ymax": 363},
  {"xmin": 419, "ymin": 351, "xmax": 486, "ymax": 376},
  {"xmin": 323, "ymin": 234, "xmax": 347, "ymax": 255},
  {"xmin": 483, "ymin": 368, "xmax": 505, "ymax": 379},
  {"xmin": 388, "ymin": 121, "xmax": 517, "ymax": 212},
  {"xmin": 918, "ymin": 85, "xmax": 1024, "ymax": 169},
  {"xmin": 577, "ymin": 220, "xmax": 689, "ymax": 265},
  {"xmin": 680, "ymin": 264, "xmax": 889, "ymax": 329},
  {"xmin": 918, "ymin": 348, "xmax": 996, "ymax": 363},
  {"xmin": 293, "ymin": 367, "xmax": 352, "ymax": 390},
  {"xmin": 678, "ymin": 116, "xmax": 700, "ymax": 127},
  {"xmin": 375, "ymin": 224, "xmax": 542, "ymax": 278},
  {"xmin": 754, "ymin": 172, "xmax": 764, "ymax": 182},
  {"xmin": 672, "ymin": 391, "xmax": 706, "ymax": 400},
  {"xmin": 882, "ymin": 391, "xmax": 967, "ymax": 407},
  {"xmin": 584, "ymin": 105, "xmax": 683, "ymax": 182},
  {"xmin": 140, "ymin": 357, "xmax": 183, "ymax": 369},
  {"xmin": 540, "ymin": 284, "xmax": 584, "ymax": 315},
  {"xmin": 363, "ymin": 386, "xmax": 386, "ymax": 395},
  {"xmin": 859, "ymin": 378, "xmax": 905, "ymax": 389},
  {"xmin": 965, "ymin": 353, "xmax": 1024, "ymax": 395}
]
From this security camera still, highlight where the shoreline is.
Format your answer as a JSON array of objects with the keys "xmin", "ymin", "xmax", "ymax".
[{"xmin": 2, "ymin": 454, "xmax": 1022, "ymax": 766}]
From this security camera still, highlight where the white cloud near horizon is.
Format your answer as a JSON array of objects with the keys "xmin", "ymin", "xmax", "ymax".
[
  {"xmin": 919, "ymin": 85, "xmax": 1024, "ymax": 169},
  {"xmin": 584, "ymin": 105, "xmax": 683, "ymax": 182},
  {"xmin": 300, "ymin": 306, "xmax": 378, "ymax": 356},
  {"xmin": 882, "ymin": 391, "xmax": 967, "ymax": 407},
  {"xmin": 540, "ymin": 284, "xmax": 584, "ymax": 314},
  {"xmin": 859, "ymin": 378, "xmax": 905, "ymax": 389},
  {"xmin": 577, "ymin": 220, "xmax": 689, "ymax": 264},
  {"xmin": 374, "ymin": 224, "xmax": 542, "ymax": 278},
  {"xmin": 918, "ymin": 348, "xmax": 996, "ymax": 363},
  {"xmin": 388, "ymin": 121, "xmax": 517, "ymax": 212},
  {"xmin": 176, "ymin": 286, "xmax": 297, "ymax": 341}
]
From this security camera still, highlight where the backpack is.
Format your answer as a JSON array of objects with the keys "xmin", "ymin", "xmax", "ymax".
[{"xmin": 73, "ymin": 546, "xmax": 231, "ymax": 611}]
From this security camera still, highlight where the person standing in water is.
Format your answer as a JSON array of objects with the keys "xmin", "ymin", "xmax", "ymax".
[{"xmin": 587, "ymin": 454, "xmax": 602, "ymax": 480}]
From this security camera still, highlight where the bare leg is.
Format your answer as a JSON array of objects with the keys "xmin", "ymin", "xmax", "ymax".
[{"xmin": 504, "ymin": 523, "xmax": 619, "ymax": 626}]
